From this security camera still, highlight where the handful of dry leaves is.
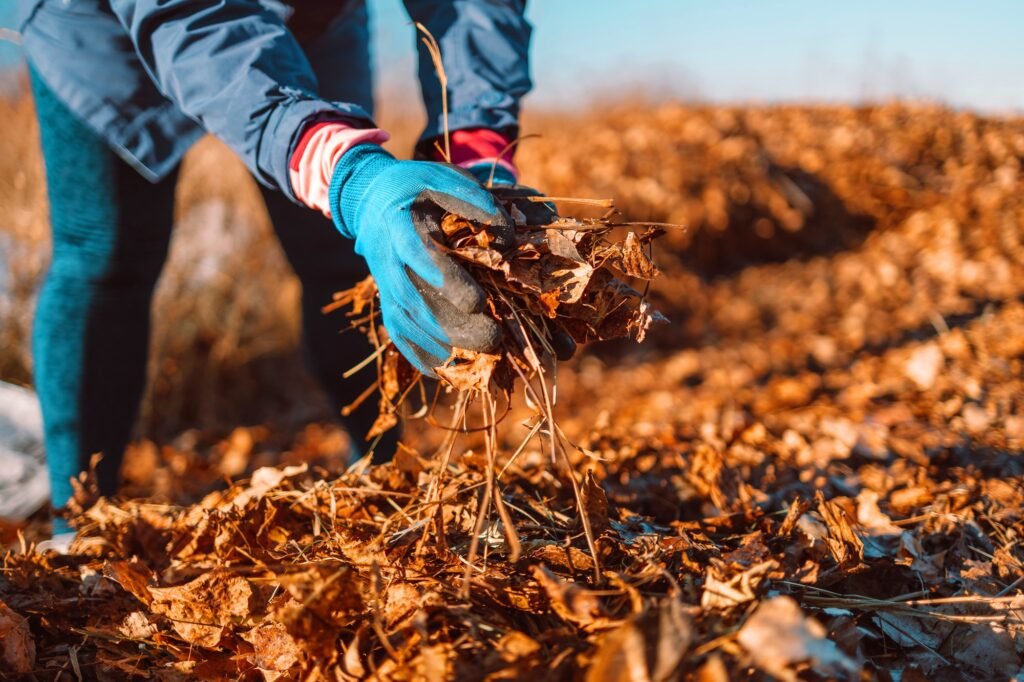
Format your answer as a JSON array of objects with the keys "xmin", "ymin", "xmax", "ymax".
[{"xmin": 327, "ymin": 189, "xmax": 667, "ymax": 439}]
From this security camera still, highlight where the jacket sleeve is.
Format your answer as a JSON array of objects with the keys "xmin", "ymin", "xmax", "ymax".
[
  {"xmin": 107, "ymin": 0, "xmax": 375, "ymax": 200},
  {"xmin": 403, "ymin": 0, "xmax": 533, "ymax": 151}
]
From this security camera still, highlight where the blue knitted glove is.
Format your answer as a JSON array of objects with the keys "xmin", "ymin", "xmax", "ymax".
[{"xmin": 329, "ymin": 144, "xmax": 511, "ymax": 376}]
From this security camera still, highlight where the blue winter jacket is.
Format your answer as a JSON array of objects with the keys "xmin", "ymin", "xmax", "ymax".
[{"xmin": 16, "ymin": 0, "xmax": 533, "ymax": 202}]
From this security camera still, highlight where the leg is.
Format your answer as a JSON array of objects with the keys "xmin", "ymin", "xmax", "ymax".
[
  {"xmin": 30, "ymin": 69, "xmax": 177, "ymax": 518},
  {"xmin": 270, "ymin": 1, "xmax": 397, "ymax": 460},
  {"xmin": 302, "ymin": 0, "xmax": 375, "ymax": 114},
  {"xmin": 260, "ymin": 188, "xmax": 399, "ymax": 460}
]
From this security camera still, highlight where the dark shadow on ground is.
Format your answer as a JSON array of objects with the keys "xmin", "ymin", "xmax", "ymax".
[
  {"xmin": 585, "ymin": 164, "xmax": 882, "ymax": 363},
  {"xmin": 678, "ymin": 164, "xmax": 879, "ymax": 280}
]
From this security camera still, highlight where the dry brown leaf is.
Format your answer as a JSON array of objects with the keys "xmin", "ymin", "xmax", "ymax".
[
  {"xmin": 585, "ymin": 619, "xmax": 651, "ymax": 682},
  {"xmin": 528, "ymin": 543, "xmax": 596, "ymax": 574},
  {"xmin": 694, "ymin": 654, "xmax": 729, "ymax": 682},
  {"xmin": 652, "ymin": 595, "xmax": 693, "ymax": 682},
  {"xmin": 0, "ymin": 599, "xmax": 35, "ymax": 674},
  {"xmin": 904, "ymin": 343, "xmax": 944, "ymax": 390},
  {"xmin": 118, "ymin": 611, "xmax": 159, "ymax": 641},
  {"xmin": 367, "ymin": 410, "xmax": 399, "ymax": 440},
  {"xmin": 700, "ymin": 560, "xmax": 777, "ymax": 610},
  {"xmin": 104, "ymin": 559, "xmax": 155, "ymax": 606},
  {"xmin": 495, "ymin": 630, "xmax": 541, "ymax": 662},
  {"xmin": 945, "ymin": 621, "xmax": 1020, "ymax": 677},
  {"xmin": 737, "ymin": 596, "xmax": 856, "ymax": 682},
  {"xmin": 816, "ymin": 492, "xmax": 864, "ymax": 565},
  {"xmin": 149, "ymin": 570, "xmax": 254, "ymax": 647},
  {"xmin": 581, "ymin": 471, "xmax": 612, "ymax": 535},
  {"xmin": 436, "ymin": 348, "xmax": 501, "ymax": 392},
  {"xmin": 896, "ymin": 532, "xmax": 945, "ymax": 582},
  {"xmin": 241, "ymin": 621, "xmax": 302, "ymax": 674},
  {"xmin": 441, "ymin": 213, "xmax": 473, "ymax": 238},
  {"xmin": 532, "ymin": 565, "xmax": 612, "ymax": 629},
  {"xmin": 229, "ymin": 463, "xmax": 308, "ymax": 509},
  {"xmin": 594, "ymin": 230, "xmax": 659, "ymax": 280},
  {"xmin": 449, "ymin": 244, "xmax": 507, "ymax": 271},
  {"xmin": 275, "ymin": 561, "xmax": 366, "ymax": 627},
  {"xmin": 855, "ymin": 490, "xmax": 901, "ymax": 536},
  {"xmin": 381, "ymin": 581, "xmax": 421, "ymax": 629},
  {"xmin": 417, "ymin": 642, "xmax": 455, "ymax": 680},
  {"xmin": 856, "ymin": 489, "xmax": 902, "ymax": 558},
  {"xmin": 872, "ymin": 612, "xmax": 948, "ymax": 651},
  {"xmin": 584, "ymin": 595, "xmax": 692, "ymax": 682},
  {"xmin": 777, "ymin": 497, "xmax": 812, "ymax": 536},
  {"xmin": 336, "ymin": 626, "xmax": 366, "ymax": 680}
]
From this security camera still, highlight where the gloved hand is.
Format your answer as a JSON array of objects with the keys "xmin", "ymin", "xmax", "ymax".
[{"xmin": 329, "ymin": 144, "xmax": 511, "ymax": 376}]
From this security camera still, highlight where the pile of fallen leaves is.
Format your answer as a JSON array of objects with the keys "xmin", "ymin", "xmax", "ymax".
[
  {"xmin": 521, "ymin": 102, "xmax": 1024, "ymax": 278},
  {"xmin": 3, "ymin": 102, "xmax": 1024, "ymax": 680},
  {"xmin": 3, "ymin": 427, "xmax": 1021, "ymax": 679}
]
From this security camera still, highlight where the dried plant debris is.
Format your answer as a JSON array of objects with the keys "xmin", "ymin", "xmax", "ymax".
[
  {"xmin": 326, "ymin": 188, "xmax": 666, "ymax": 442},
  {"xmin": 5, "ymin": 103, "xmax": 1024, "ymax": 680},
  {"xmin": 325, "ymin": 191, "xmax": 663, "ymax": 403}
]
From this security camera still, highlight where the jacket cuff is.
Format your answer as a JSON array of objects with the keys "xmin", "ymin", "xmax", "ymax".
[{"xmin": 263, "ymin": 93, "xmax": 375, "ymax": 203}]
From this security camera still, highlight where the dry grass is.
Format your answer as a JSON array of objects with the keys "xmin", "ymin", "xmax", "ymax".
[{"xmin": 0, "ymin": 90, "xmax": 47, "ymax": 385}]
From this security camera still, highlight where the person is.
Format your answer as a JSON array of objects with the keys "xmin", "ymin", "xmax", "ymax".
[{"xmin": 16, "ymin": 0, "xmax": 537, "ymax": 544}]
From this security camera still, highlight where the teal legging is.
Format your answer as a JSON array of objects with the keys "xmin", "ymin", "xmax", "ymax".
[{"xmin": 30, "ymin": 72, "xmax": 396, "ymax": 528}]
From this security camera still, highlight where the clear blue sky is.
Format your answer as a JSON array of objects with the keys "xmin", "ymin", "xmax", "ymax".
[
  {"xmin": 374, "ymin": 0, "xmax": 1024, "ymax": 113},
  {"xmin": 3, "ymin": 1, "xmax": 1022, "ymax": 112}
]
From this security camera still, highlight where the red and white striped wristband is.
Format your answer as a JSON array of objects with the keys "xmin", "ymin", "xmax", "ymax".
[{"xmin": 289, "ymin": 121, "xmax": 390, "ymax": 218}]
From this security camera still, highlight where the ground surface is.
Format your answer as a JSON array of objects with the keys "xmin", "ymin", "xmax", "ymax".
[{"xmin": 1, "ymin": 100, "xmax": 1023, "ymax": 680}]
